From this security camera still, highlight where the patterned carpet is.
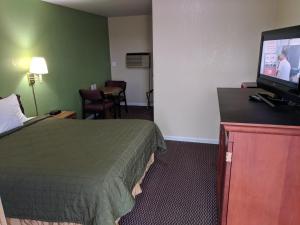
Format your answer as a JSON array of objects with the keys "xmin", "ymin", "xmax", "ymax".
[
  {"xmin": 106, "ymin": 106, "xmax": 153, "ymax": 121},
  {"xmin": 120, "ymin": 106, "xmax": 153, "ymax": 121},
  {"xmin": 120, "ymin": 141, "xmax": 219, "ymax": 225}
]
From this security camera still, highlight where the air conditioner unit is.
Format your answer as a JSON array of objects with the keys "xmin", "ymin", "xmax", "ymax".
[{"xmin": 126, "ymin": 53, "xmax": 151, "ymax": 68}]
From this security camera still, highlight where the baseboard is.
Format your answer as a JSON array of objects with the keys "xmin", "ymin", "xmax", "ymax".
[
  {"xmin": 164, "ymin": 135, "xmax": 219, "ymax": 144},
  {"xmin": 121, "ymin": 102, "xmax": 148, "ymax": 107}
]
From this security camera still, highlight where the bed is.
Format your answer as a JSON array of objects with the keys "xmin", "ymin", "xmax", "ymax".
[{"xmin": 0, "ymin": 113, "xmax": 166, "ymax": 225}]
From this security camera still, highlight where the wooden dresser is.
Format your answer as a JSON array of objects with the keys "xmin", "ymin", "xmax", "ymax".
[{"xmin": 217, "ymin": 88, "xmax": 300, "ymax": 225}]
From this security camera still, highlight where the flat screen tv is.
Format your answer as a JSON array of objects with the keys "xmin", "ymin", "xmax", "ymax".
[{"xmin": 257, "ymin": 25, "xmax": 300, "ymax": 104}]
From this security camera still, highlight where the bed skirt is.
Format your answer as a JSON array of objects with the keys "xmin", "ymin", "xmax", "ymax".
[{"xmin": 2, "ymin": 154, "xmax": 155, "ymax": 225}]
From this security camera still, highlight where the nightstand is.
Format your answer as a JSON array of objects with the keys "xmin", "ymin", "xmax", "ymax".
[{"xmin": 53, "ymin": 111, "xmax": 76, "ymax": 119}]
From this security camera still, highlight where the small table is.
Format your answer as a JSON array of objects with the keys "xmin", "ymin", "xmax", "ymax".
[
  {"xmin": 53, "ymin": 111, "xmax": 76, "ymax": 119},
  {"xmin": 217, "ymin": 88, "xmax": 300, "ymax": 225},
  {"xmin": 100, "ymin": 87, "xmax": 122, "ymax": 96}
]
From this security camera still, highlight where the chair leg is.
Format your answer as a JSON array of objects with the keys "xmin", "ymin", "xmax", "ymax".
[
  {"xmin": 118, "ymin": 102, "xmax": 121, "ymax": 118},
  {"xmin": 113, "ymin": 106, "xmax": 117, "ymax": 119},
  {"xmin": 81, "ymin": 100, "xmax": 86, "ymax": 119},
  {"xmin": 114, "ymin": 96, "xmax": 121, "ymax": 118},
  {"xmin": 103, "ymin": 110, "xmax": 106, "ymax": 119}
]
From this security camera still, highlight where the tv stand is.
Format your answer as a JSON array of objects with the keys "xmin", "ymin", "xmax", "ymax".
[{"xmin": 217, "ymin": 88, "xmax": 300, "ymax": 225}]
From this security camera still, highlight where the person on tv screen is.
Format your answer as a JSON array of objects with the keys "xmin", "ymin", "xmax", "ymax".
[{"xmin": 276, "ymin": 50, "xmax": 291, "ymax": 81}]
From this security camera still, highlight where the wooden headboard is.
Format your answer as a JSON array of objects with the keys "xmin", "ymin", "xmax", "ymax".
[{"xmin": 0, "ymin": 95, "xmax": 25, "ymax": 114}]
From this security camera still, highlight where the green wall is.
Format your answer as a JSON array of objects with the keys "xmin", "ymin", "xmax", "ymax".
[{"xmin": 0, "ymin": 0, "xmax": 111, "ymax": 116}]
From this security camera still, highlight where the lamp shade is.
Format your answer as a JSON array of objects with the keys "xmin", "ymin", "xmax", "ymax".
[{"xmin": 29, "ymin": 57, "xmax": 48, "ymax": 75}]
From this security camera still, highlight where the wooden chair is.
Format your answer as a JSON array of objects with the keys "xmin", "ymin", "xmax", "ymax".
[
  {"xmin": 79, "ymin": 89, "xmax": 116, "ymax": 119},
  {"xmin": 105, "ymin": 80, "xmax": 128, "ymax": 113}
]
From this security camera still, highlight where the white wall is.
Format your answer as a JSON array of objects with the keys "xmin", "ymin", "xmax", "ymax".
[
  {"xmin": 275, "ymin": 0, "xmax": 300, "ymax": 28},
  {"xmin": 152, "ymin": 0, "xmax": 277, "ymax": 143},
  {"xmin": 108, "ymin": 15, "xmax": 152, "ymax": 106}
]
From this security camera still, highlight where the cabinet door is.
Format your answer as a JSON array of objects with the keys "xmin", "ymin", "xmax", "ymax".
[{"xmin": 226, "ymin": 132, "xmax": 300, "ymax": 225}]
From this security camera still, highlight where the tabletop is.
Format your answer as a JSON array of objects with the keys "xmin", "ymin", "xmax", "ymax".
[
  {"xmin": 99, "ymin": 87, "xmax": 122, "ymax": 96},
  {"xmin": 217, "ymin": 88, "xmax": 300, "ymax": 126}
]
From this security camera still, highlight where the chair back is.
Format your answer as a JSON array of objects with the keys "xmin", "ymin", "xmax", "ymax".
[
  {"xmin": 105, "ymin": 80, "xmax": 126, "ymax": 91},
  {"xmin": 79, "ymin": 89, "xmax": 104, "ymax": 102}
]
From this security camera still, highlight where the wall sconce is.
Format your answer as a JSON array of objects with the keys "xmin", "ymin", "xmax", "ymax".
[
  {"xmin": 28, "ymin": 57, "xmax": 48, "ymax": 85},
  {"xmin": 28, "ymin": 57, "xmax": 48, "ymax": 116}
]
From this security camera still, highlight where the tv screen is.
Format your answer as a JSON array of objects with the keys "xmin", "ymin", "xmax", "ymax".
[
  {"xmin": 257, "ymin": 26, "xmax": 300, "ymax": 104},
  {"xmin": 260, "ymin": 38, "xmax": 300, "ymax": 84}
]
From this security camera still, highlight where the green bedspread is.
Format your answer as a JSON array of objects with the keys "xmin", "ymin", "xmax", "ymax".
[{"xmin": 0, "ymin": 117, "xmax": 166, "ymax": 225}]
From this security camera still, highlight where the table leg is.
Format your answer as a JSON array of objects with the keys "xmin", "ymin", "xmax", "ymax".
[
  {"xmin": 112, "ymin": 96, "xmax": 121, "ymax": 118},
  {"xmin": 113, "ymin": 104, "xmax": 117, "ymax": 119}
]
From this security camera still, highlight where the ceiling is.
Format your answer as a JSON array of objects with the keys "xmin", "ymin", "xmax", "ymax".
[{"xmin": 42, "ymin": 0, "xmax": 152, "ymax": 17}]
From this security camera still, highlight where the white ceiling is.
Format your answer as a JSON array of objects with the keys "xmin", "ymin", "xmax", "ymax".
[{"xmin": 42, "ymin": 0, "xmax": 152, "ymax": 17}]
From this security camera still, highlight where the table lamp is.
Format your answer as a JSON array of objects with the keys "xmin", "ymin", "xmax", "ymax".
[{"xmin": 28, "ymin": 57, "xmax": 48, "ymax": 116}]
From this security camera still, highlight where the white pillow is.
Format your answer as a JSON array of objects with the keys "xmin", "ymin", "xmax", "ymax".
[
  {"xmin": 0, "ymin": 94, "xmax": 28, "ymax": 123},
  {"xmin": 0, "ymin": 112, "xmax": 23, "ymax": 134}
]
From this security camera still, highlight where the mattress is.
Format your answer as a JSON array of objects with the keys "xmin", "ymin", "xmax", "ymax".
[
  {"xmin": 0, "ymin": 117, "xmax": 166, "ymax": 225},
  {"xmin": 4, "ymin": 153, "xmax": 154, "ymax": 225}
]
